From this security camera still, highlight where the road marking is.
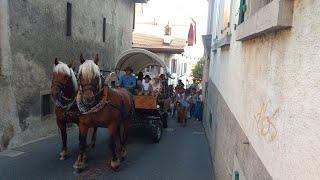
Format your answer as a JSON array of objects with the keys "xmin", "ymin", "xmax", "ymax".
[
  {"xmin": 0, "ymin": 150, "xmax": 25, "ymax": 157},
  {"xmin": 193, "ymin": 131, "xmax": 205, "ymax": 135},
  {"xmin": 164, "ymin": 128, "xmax": 175, "ymax": 132}
]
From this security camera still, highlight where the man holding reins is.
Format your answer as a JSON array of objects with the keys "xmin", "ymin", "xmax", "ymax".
[{"xmin": 119, "ymin": 67, "xmax": 136, "ymax": 94}]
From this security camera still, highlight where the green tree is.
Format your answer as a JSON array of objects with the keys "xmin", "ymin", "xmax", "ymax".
[{"xmin": 191, "ymin": 57, "xmax": 204, "ymax": 80}]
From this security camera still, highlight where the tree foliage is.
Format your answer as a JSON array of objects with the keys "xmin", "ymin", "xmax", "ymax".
[{"xmin": 191, "ymin": 57, "xmax": 204, "ymax": 80}]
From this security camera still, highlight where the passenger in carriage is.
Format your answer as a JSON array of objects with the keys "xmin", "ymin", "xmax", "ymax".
[
  {"xmin": 119, "ymin": 67, "xmax": 136, "ymax": 94},
  {"xmin": 152, "ymin": 76, "xmax": 162, "ymax": 97},
  {"xmin": 136, "ymin": 72, "xmax": 144, "ymax": 87},
  {"xmin": 135, "ymin": 71, "xmax": 144, "ymax": 94},
  {"xmin": 140, "ymin": 75, "xmax": 153, "ymax": 95}
]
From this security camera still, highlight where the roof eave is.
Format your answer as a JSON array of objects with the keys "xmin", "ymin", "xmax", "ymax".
[
  {"xmin": 132, "ymin": 46, "xmax": 184, "ymax": 54},
  {"xmin": 133, "ymin": 0, "xmax": 148, "ymax": 3}
]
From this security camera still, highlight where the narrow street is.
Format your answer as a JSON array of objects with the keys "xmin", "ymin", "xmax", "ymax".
[{"xmin": 0, "ymin": 117, "xmax": 213, "ymax": 179}]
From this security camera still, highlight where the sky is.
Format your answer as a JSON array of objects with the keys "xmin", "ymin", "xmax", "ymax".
[{"xmin": 135, "ymin": 0, "xmax": 209, "ymax": 58}]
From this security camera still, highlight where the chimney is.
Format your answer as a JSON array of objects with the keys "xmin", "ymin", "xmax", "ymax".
[{"xmin": 163, "ymin": 23, "xmax": 172, "ymax": 45}]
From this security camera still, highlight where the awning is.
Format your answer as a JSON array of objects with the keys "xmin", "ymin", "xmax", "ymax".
[{"xmin": 115, "ymin": 48, "xmax": 168, "ymax": 74}]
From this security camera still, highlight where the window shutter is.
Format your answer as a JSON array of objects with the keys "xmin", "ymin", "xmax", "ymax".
[{"xmin": 239, "ymin": 0, "xmax": 246, "ymax": 24}]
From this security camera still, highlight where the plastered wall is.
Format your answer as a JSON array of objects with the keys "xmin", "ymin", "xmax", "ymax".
[{"xmin": 208, "ymin": 0, "xmax": 320, "ymax": 179}]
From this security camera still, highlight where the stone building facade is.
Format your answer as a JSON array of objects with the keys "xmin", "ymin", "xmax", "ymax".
[
  {"xmin": 0, "ymin": 0, "xmax": 142, "ymax": 150},
  {"xmin": 203, "ymin": 0, "xmax": 320, "ymax": 179}
]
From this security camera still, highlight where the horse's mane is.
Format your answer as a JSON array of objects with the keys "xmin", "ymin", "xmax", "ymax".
[
  {"xmin": 53, "ymin": 62, "xmax": 78, "ymax": 92},
  {"xmin": 79, "ymin": 60, "xmax": 100, "ymax": 83},
  {"xmin": 53, "ymin": 62, "xmax": 70, "ymax": 75}
]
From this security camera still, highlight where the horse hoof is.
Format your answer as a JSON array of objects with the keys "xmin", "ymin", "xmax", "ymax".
[
  {"xmin": 59, "ymin": 150, "xmax": 68, "ymax": 160},
  {"xmin": 110, "ymin": 159, "xmax": 120, "ymax": 171},
  {"xmin": 83, "ymin": 155, "xmax": 88, "ymax": 162},
  {"xmin": 74, "ymin": 168, "xmax": 83, "ymax": 174},
  {"xmin": 73, "ymin": 161, "xmax": 86, "ymax": 172},
  {"xmin": 73, "ymin": 165, "xmax": 85, "ymax": 172},
  {"xmin": 111, "ymin": 165, "xmax": 120, "ymax": 172}
]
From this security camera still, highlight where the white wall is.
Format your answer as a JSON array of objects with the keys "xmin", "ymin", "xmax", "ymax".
[{"xmin": 209, "ymin": 0, "xmax": 320, "ymax": 179}]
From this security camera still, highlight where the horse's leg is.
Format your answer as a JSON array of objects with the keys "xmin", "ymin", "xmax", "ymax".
[
  {"xmin": 117, "ymin": 122, "xmax": 129, "ymax": 161},
  {"xmin": 57, "ymin": 120, "xmax": 68, "ymax": 160},
  {"xmin": 73, "ymin": 124, "xmax": 88, "ymax": 172},
  {"xmin": 108, "ymin": 123, "xmax": 120, "ymax": 171},
  {"xmin": 90, "ymin": 127, "xmax": 98, "ymax": 148}
]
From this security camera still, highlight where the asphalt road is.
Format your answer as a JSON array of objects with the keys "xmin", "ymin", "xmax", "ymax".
[{"xmin": 0, "ymin": 117, "xmax": 213, "ymax": 180}]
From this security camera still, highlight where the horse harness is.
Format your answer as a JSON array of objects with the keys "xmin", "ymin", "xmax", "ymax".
[
  {"xmin": 77, "ymin": 82, "xmax": 129, "ymax": 120},
  {"xmin": 51, "ymin": 70, "xmax": 77, "ymax": 117}
]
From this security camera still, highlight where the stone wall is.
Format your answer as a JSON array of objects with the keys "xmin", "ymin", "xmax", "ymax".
[{"xmin": 0, "ymin": 0, "xmax": 134, "ymax": 150}]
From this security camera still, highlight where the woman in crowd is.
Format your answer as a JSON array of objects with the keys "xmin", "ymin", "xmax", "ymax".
[
  {"xmin": 152, "ymin": 76, "xmax": 162, "ymax": 97},
  {"xmin": 176, "ymin": 86, "xmax": 189, "ymax": 127},
  {"xmin": 135, "ymin": 71, "xmax": 144, "ymax": 94}
]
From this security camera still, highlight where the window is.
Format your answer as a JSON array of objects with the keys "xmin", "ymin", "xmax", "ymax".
[
  {"xmin": 183, "ymin": 63, "xmax": 187, "ymax": 74},
  {"xmin": 171, "ymin": 59, "xmax": 177, "ymax": 73},
  {"xmin": 214, "ymin": 0, "xmax": 232, "ymax": 48},
  {"xmin": 222, "ymin": 0, "xmax": 231, "ymax": 36},
  {"xmin": 41, "ymin": 94, "xmax": 54, "ymax": 116},
  {"xmin": 103, "ymin": 18, "xmax": 106, "ymax": 42},
  {"xmin": 238, "ymin": 0, "xmax": 246, "ymax": 24},
  {"xmin": 234, "ymin": 171, "xmax": 239, "ymax": 180},
  {"xmin": 132, "ymin": 3, "xmax": 136, "ymax": 31},
  {"xmin": 66, "ymin": 2, "xmax": 72, "ymax": 36},
  {"xmin": 236, "ymin": 0, "xmax": 293, "ymax": 41},
  {"xmin": 209, "ymin": 112, "xmax": 212, "ymax": 129}
]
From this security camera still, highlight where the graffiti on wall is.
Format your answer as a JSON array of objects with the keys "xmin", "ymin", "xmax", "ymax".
[{"xmin": 254, "ymin": 100, "xmax": 280, "ymax": 142}]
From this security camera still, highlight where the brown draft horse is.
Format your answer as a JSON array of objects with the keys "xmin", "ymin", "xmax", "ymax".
[
  {"xmin": 51, "ymin": 59, "xmax": 97, "ymax": 160},
  {"xmin": 73, "ymin": 54, "xmax": 133, "ymax": 172}
]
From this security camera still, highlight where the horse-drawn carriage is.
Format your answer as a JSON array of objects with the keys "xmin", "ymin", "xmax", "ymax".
[
  {"xmin": 115, "ymin": 49, "xmax": 170, "ymax": 143},
  {"xmin": 51, "ymin": 49, "xmax": 170, "ymax": 172}
]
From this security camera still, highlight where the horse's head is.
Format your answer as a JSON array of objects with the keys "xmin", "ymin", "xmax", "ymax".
[
  {"xmin": 51, "ymin": 58, "xmax": 78, "ymax": 103},
  {"xmin": 78, "ymin": 54, "xmax": 101, "ymax": 102}
]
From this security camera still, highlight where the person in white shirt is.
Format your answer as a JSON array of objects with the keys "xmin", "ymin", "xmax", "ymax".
[{"xmin": 141, "ymin": 75, "xmax": 152, "ymax": 95}]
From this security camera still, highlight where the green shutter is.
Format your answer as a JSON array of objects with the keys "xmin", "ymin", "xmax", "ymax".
[
  {"xmin": 234, "ymin": 171, "xmax": 239, "ymax": 180},
  {"xmin": 238, "ymin": 0, "xmax": 246, "ymax": 24}
]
